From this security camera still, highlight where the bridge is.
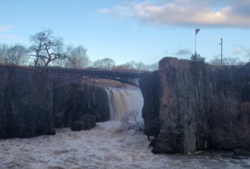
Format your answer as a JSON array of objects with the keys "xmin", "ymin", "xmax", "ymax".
[
  {"xmin": 37, "ymin": 66, "xmax": 148, "ymax": 88},
  {"xmin": 0, "ymin": 64, "xmax": 149, "ymax": 87}
]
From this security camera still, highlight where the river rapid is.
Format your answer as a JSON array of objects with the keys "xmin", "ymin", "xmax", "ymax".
[
  {"xmin": 0, "ymin": 88, "xmax": 250, "ymax": 169},
  {"xmin": 0, "ymin": 121, "xmax": 250, "ymax": 169}
]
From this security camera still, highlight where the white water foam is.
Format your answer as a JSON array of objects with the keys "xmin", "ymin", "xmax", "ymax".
[
  {"xmin": 1, "ymin": 89, "xmax": 250, "ymax": 168},
  {"xmin": 0, "ymin": 122, "xmax": 250, "ymax": 169}
]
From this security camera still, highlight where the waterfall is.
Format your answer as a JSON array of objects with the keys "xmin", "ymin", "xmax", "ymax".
[{"xmin": 105, "ymin": 87, "xmax": 143, "ymax": 121}]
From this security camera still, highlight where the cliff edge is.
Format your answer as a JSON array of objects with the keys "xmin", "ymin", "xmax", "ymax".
[{"xmin": 140, "ymin": 57, "xmax": 250, "ymax": 154}]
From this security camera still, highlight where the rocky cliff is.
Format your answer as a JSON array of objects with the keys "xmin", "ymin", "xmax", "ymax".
[
  {"xmin": 0, "ymin": 65, "xmax": 55, "ymax": 138},
  {"xmin": 0, "ymin": 65, "xmax": 112, "ymax": 138},
  {"xmin": 140, "ymin": 71, "xmax": 161, "ymax": 137},
  {"xmin": 140, "ymin": 57, "xmax": 250, "ymax": 154},
  {"xmin": 53, "ymin": 79, "xmax": 111, "ymax": 128}
]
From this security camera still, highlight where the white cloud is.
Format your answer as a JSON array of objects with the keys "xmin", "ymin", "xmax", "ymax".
[
  {"xmin": 99, "ymin": 5, "xmax": 133, "ymax": 18},
  {"xmin": 98, "ymin": 8, "xmax": 111, "ymax": 14},
  {"xmin": 233, "ymin": 48, "xmax": 245, "ymax": 54},
  {"xmin": 0, "ymin": 26, "xmax": 12, "ymax": 33},
  {"xmin": 233, "ymin": 46, "xmax": 250, "ymax": 58},
  {"xmin": 0, "ymin": 26, "xmax": 19, "ymax": 39},
  {"xmin": 98, "ymin": 0, "xmax": 250, "ymax": 27}
]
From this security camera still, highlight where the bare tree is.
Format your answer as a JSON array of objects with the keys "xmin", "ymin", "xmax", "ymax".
[
  {"xmin": 117, "ymin": 61, "xmax": 158, "ymax": 71},
  {"xmin": 119, "ymin": 61, "xmax": 135, "ymax": 70},
  {"xmin": 29, "ymin": 28, "xmax": 67, "ymax": 67},
  {"xmin": 210, "ymin": 56, "xmax": 244, "ymax": 66},
  {"xmin": 134, "ymin": 61, "xmax": 147, "ymax": 70},
  {"xmin": 117, "ymin": 61, "xmax": 137, "ymax": 70},
  {"xmin": 65, "ymin": 45, "xmax": 89, "ymax": 69},
  {"xmin": 119, "ymin": 111, "xmax": 150, "ymax": 141},
  {"xmin": 93, "ymin": 59, "xmax": 102, "ymax": 68},
  {"xmin": 0, "ymin": 44, "xmax": 8, "ymax": 63},
  {"xmin": 103, "ymin": 58, "xmax": 115, "ymax": 70},
  {"xmin": 209, "ymin": 56, "xmax": 221, "ymax": 66},
  {"xmin": 5, "ymin": 43, "xmax": 29, "ymax": 65},
  {"xmin": 93, "ymin": 58, "xmax": 115, "ymax": 70},
  {"xmin": 223, "ymin": 57, "xmax": 240, "ymax": 65},
  {"xmin": 147, "ymin": 63, "xmax": 158, "ymax": 71}
]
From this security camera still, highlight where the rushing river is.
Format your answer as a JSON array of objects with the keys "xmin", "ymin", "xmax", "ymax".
[
  {"xmin": 0, "ymin": 88, "xmax": 250, "ymax": 168},
  {"xmin": 0, "ymin": 122, "xmax": 250, "ymax": 169}
]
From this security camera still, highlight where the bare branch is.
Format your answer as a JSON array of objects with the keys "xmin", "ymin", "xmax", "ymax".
[
  {"xmin": 5, "ymin": 43, "xmax": 29, "ymax": 65},
  {"xmin": 119, "ymin": 111, "xmax": 150, "ymax": 141},
  {"xmin": 29, "ymin": 28, "xmax": 67, "ymax": 67}
]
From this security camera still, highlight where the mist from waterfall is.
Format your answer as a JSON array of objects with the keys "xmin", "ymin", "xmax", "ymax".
[{"xmin": 105, "ymin": 87, "xmax": 144, "ymax": 121}]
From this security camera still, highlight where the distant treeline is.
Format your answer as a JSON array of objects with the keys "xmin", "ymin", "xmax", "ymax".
[
  {"xmin": 0, "ymin": 28, "xmax": 157, "ymax": 71},
  {"xmin": 0, "ymin": 28, "xmax": 246, "ymax": 70}
]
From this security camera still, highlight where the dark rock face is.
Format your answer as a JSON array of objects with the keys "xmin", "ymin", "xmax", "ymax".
[
  {"xmin": 0, "ymin": 65, "xmax": 111, "ymax": 139},
  {"xmin": 52, "ymin": 81, "xmax": 110, "ymax": 128},
  {"xmin": 71, "ymin": 114, "xmax": 96, "ymax": 131},
  {"xmin": 0, "ymin": 66, "xmax": 55, "ymax": 138},
  {"xmin": 140, "ymin": 57, "xmax": 250, "ymax": 154},
  {"xmin": 234, "ymin": 149, "xmax": 250, "ymax": 157},
  {"xmin": 140, "ymin": 71, "xmax": 161, "ymax": 137}
]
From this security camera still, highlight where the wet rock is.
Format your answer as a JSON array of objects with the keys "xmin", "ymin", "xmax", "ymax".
[
  {"xmin": 71, "ymin": 120, "xmax": 86, "ymax": 131},
  {"xmin": 83, "ymin": 114, "xmax": 96, "ymax": 129},
  {"xmin": 139, "ymin": 71, "xmax": 161, "ymax": 137},
  {"xmin": 140, "ymin": 57, "xmax": 250, "ymax": 154},
  {"xmin": 233, "ymin": 149, "xmax": 250, "ymax": 157},
  {"xmin": 71, "ymin": 114, "xmax": 96, "ymax": 131},
  {"xmin": 53, "ymin": 82, "xmax": 110, "ymax": 128},
  {"xmin": 0, "ymin": 65, "xmax": 55, "ymax": 139},
  {"xmin": 149, "ymin": 137, "xmax": 157, "ymax": 147}
]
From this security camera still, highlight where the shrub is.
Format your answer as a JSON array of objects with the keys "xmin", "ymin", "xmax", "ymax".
[{"xmin": 119, "ymin": 111, "xmax": 150, "ymax": 141}]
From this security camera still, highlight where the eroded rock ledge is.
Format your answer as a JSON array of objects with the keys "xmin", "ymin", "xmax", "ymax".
[{"xmin": 140, "ymin": 57, "xmax": 250, "ymax": 154}]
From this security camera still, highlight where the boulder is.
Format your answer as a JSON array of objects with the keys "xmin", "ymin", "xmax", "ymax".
[
  {"xmin": 71, "ymin": 114, "xmax": 96, "ymax": 131},
  {"xmin": 71, "ymin": 119, "xmax": 86, "ymax": 131}
]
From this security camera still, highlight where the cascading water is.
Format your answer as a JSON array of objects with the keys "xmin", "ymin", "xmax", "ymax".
[{"xmin": 105, "ymin": 87, "xmax": 144, "ymax": 121}]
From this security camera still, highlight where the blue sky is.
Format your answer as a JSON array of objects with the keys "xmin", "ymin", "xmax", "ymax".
[{"xmin": 0, "ymin": 0, "xmax": 250, "ymax": 65}]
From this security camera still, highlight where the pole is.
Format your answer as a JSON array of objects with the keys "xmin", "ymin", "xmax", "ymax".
[
  {"xmin": 195, "ymin": 33, "xmax": 197, "ymax": 54},
  {"xmin": 194, "ymin": 28, "xmax": 200, "ymax": 61},
  {"xmin": 221, "ymin": 38, "xmax": 223, "ymax": 65},
  {"xmin": 195, "ymin": 31, "xmax": 197, "ymax": 60}
]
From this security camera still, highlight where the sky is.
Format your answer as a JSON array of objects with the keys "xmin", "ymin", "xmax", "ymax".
[{"xmin": 0, "ymin": 0, "xmax": 250, "ymax": 65}]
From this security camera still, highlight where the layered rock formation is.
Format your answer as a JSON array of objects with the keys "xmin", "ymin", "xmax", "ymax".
[
  {"xmin": 140, "ymin": 57, "xmax": 250, "ymax": 154},
  {"xmin": 0, "ymin": 65, "xmax": 112, "ymax": 138},
  {"xmin": 0, "ymin": 66, "xmax": 55, "ymax": 138},
  {"xmin": 52, "ymin": 79, "xmax": 110, "ymax": 128},
  {"xmin": 140, "ymin": 71, "xmax": 160, "ymax": 137}
]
